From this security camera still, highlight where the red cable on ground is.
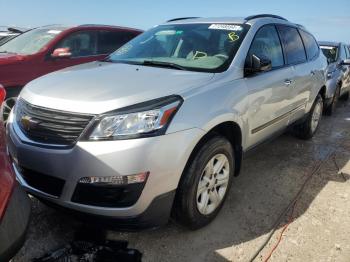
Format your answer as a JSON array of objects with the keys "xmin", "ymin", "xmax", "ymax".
[
  {"xmin": 263, "ymin": 202, "xmax": 297, "ymax": 262},
  {"xmin": 248, "ymin": 150, "xmax": 336, "ymax": 262}
]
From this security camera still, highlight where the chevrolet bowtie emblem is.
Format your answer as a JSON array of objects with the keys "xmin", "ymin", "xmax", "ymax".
[{"xmin": 20, "ymin": 115, "xmax": 38, "ymax": 131}]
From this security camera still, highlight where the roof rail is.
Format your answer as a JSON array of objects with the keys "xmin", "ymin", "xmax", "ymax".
[
  {"xmin": 295, "ymin": 24, "xmax": 305, "ymax": 29},
  {"xmin": 245, "ymin": 14, "xmax": 288, "ymax": 21},
  {"xmin": 166, "ymin": 17, "xmax": 200, "ymax": 22}
]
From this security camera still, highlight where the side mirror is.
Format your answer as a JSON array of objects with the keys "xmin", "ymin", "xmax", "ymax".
[
  {"xmin": 340, "ymin": 59, "xmax": 350, "ymax": 66},
  {"xmin": 245, "ymin": 54, "xmax": 272, "ymax": 75},
  {"xmin": 51, "ymin": 48, "xmax": 72, "ymax": 59}
]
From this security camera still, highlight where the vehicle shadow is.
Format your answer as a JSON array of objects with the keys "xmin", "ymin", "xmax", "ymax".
[{"xmin": 12, "ymin": 101, "xmax": 350, "ymax": 262}]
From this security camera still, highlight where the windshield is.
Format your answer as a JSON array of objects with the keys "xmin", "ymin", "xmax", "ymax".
[
  {"xmin": 108, "ymin": 23, "xmax": 250, "ymax": 72},
  {"xmin": 0, "ymin": 27, "xmax": 66, "ymax": 55},
  {"xmin": 320, "ymin": 46, "xmax": 338, "ymax": 63}
]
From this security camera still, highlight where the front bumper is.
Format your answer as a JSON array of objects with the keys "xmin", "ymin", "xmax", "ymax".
[
  {"xmin": 0, "ymin": 183, "xmax": 31, "ymax": 261},
  {"xmin": 7, "ymin": 121, "xmax": 204, "ymax": 227}
]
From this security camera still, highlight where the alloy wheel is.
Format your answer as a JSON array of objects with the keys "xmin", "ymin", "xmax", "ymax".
[{"xmin": 196, "ymin": 153, "xmax": 230, "ymax": 215}]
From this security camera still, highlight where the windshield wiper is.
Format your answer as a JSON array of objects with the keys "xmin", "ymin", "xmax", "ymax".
[{"xmin": 142, "ymin": 60, "xmax": 186, "ymax": 71}]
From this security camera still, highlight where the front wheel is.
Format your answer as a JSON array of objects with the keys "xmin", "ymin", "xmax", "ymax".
[
  {"xmin": 294, "ymin": 94, "xmax": 323, "ymax": 140},
  {"xmin": 325, "ymin": 85, "xmax": 340, "ymax": 116},
  {"xmin": 2, "ymin": 96, "xmax": 17, "ymax": 123},
  {"xmin": 172, "ymin": 136, "xmax": 234, "ymax": 229}
]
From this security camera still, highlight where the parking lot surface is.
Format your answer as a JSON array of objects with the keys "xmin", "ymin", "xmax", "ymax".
[{"xmin": 13, "ymin": 100, "xmax": 350, "ymax": 262}]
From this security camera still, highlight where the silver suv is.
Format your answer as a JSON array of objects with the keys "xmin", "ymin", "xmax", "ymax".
[{"xmin": 7, "ymin": 15, "xmax": 327, "ymax": 229}]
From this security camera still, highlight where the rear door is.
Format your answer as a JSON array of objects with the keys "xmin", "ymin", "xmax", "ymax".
[
  {"xmin": 277, "ymin": 25, "xmax": 310, "ymax": 123},
  {"xmin": 245, "ymin": 25, "xmax": 294, "ymax": 148}
]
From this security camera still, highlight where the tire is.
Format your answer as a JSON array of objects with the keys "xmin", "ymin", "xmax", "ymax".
[
  {"xmin": 325, "ymin": 85, "xmax": 340, "ymax": 116},
  {"xmin": 1, "ymin": 87, "xmax": 22, "ymax": 124},
  {"xmin": 172, "ymin": 136, "xmax": 234, "ymax": 229},
  {"xmin": 2, "ymin": 96, "xmax": 17, "ymax": 123},
  {"xmin": 340, "ymin": 91, "xmax": 349, "ymax": 101},
  {"xmin": 294, "ymin": 94, "xmax": 323, "ymax": 140}
]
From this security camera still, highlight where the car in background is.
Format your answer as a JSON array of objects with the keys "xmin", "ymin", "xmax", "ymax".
[
  {"xmin": 0, "ymin": 27, "xmax": 28, "ymax": 46},
  {"xmin": 0, "ymin": 24, "xmax": 142, "ymax": 120},
  {"xmin": 7, "ymin": 15, "xmax": 327, "ymax": 229},
  {"xmin": 0, "ymin": 84, "xmax": 31, "ymax": 261},
  {"xmin": 319, "ymin": 41, "xmax": 350, "ymax": 115}
]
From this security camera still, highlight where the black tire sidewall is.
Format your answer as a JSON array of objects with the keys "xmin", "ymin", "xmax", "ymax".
[
  {"xmin": 175, "ymin": 136, "xmax": 234, "ymax": 229},
  {"xmin": 306, "ymin": 94, "xmax": 323, "ymax": 137}
]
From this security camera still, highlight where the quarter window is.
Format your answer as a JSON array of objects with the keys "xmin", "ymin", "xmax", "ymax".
[
  {"xmin": 247, "ymin": 25, "xmax": 284, "ymax": 68},
  {"xmin": 299, "ymin": 30, "xmax": 319, "ymax": 60},
  {"xmin": 277, "ymin": 25, "xmax": 307, "ymax": 65}
]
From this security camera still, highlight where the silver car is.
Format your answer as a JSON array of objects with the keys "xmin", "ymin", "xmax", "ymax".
[
  {"xmin": 7, "ymin": 15, "xmax": 327, "ymax": 229},
  {"xmin": 319, "ymin": 41, "xmax": 350, "ymax": 115}
]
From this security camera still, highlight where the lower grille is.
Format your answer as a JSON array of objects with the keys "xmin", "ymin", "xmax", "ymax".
[
  {"xmin": 19, "ymin": 166, "xmax": 65, "ymax": 197},
  {"xmin": 72, "ymin": 183, "xmax": 145, "ymax": 207},
  {"xmin": 15, "ymin": 99, "xmax": 94, "ymax": 146}
]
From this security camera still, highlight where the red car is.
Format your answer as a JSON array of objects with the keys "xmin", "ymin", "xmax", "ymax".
[
  {"xmin": 0, "ymin": 24, "xmax": 142, "ymax": 119},
  {"xmin": 0, "ymin": 85, "xmax": 31, "ymax": 261}
]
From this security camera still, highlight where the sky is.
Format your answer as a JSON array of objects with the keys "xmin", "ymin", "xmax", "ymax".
[{"xmin": 0, "ymin": 0, "xmax": 349, "ymax": 42}]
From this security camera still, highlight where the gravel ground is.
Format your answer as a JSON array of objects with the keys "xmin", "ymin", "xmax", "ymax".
[{"xmin": 12, "ymin": 99, "xmax": 350, "ymax": 262}]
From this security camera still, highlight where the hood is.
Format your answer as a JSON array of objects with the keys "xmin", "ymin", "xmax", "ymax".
[
  {"xmin": 21, "ymin": 61, "xmax": 214, "ymax": 114},
  {"xmin": 0, "ymin": 53, "xmax": 26, "ymax": 65}
]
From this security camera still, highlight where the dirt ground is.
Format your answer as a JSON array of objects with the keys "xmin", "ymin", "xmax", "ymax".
[{"xmin": 12, "ymin": 100, "xmax": 350, "ymax": 262}]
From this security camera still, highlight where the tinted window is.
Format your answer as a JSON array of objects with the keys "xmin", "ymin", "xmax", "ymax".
[
  {"xmin": 277, "ymin": 25, "xmax": 307, "ymax": 65},
  {"xmin": 320, "ymin": 45, "xmax": 338, "ymax": 63},
  {"xmin": 98, "ymin": 31, "xmax": 136, "ymax": 54},
  {"xmin": 299, "ymin": 30, "xmax": 319, "ymax": 60},
  {"xmin": 342, "ymin": 44, "xmax": 349, "ymax": 59},
  {"xmin": 56, "ymin": 31, "xmax": 98, "ymax": 57},
  {"xmin": 247, "ymin": 25, "xmax": 284, "ymax": 68}
]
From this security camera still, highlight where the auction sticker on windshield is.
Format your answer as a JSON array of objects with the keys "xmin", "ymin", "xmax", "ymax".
[{"xmin": 209, "ymin": 24, "xmax": 243, "ymax": 31}]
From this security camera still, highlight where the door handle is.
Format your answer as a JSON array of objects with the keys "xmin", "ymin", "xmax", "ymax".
[
  {"xmin": 310, "ymin": 70, "xmax": 315, "ymax": 76},
  {"xmin": 284, "ymin": 79, "xmax": 292, "ymax": 86}
]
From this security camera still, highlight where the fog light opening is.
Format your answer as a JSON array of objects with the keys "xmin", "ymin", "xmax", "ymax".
[{"xmin": 78, "ymin": 172, "xmax": 150, "ymax": 185}]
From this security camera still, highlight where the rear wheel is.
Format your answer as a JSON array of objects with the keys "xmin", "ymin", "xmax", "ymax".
[
  {"xmin": 325, "ymin": 85, "xmax": 340, "ymax": 116},
  {"xmin": 294, "ymin": 94, "xmax": 323, "ymax": 140},
  {"xmin": 173, "ymin": 136, "xmax": 234, "ymax": 229}
]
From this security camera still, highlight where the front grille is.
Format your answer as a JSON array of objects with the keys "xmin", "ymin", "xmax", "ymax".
[
  {"xmin": 15, "ymin": 99, "xmax": 94, "ymax": 146},
  {"xmin": 19, "ymin": 165, "xmax": 65, "ymax": 197}
]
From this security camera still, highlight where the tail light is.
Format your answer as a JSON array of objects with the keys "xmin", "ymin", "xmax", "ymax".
[{"xmin": 0, "ymin": 84, "xmax": 6, "ymax": 104}]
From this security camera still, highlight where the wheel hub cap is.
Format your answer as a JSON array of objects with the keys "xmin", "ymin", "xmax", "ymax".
[{"xmin": 196, "ymin": 154, "xmax": 230, "ymax": 215}]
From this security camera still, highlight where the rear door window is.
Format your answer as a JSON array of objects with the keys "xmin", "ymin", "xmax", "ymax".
[
  {"xmin": 299, "ymin": 30, "xmax": 319, "ymax": 60},
  {"xmin": 277, "ymin": 25, "xmax": 307, "ymax": 65},
  {"xmin": 247, "ymin": 25, "xmax": 284, "ymax": 68},
  {"xmin": 97, "ymin": 31, "xmax": 136, "ymax": 54}
]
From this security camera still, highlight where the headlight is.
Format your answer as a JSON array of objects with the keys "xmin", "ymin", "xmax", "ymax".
[{"xmin": 86, "ymin": 95, "xmax": 183, "ymax": 140}]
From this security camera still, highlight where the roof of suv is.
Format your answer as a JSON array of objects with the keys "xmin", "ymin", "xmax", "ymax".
[
  {"xmin": 164, "ymin": 15, "xmax": 295, "ymax": 27},
  {"xmin": 318, "ymin": 41, "xmax": 341, "ymax": 47}
]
